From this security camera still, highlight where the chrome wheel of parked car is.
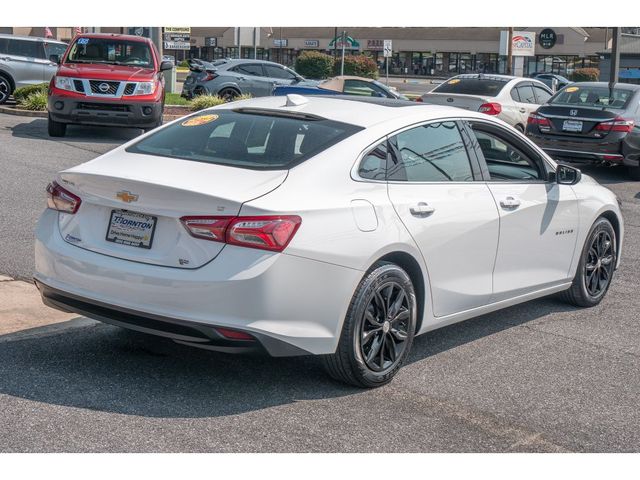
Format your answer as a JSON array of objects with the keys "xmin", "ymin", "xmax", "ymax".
[{"xmin": 0, "ymin": 75, "xmax": 12, "ymax": 105}]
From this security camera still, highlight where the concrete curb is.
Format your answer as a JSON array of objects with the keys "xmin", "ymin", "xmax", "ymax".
[{"xmin": 0, "ymin": 105, "xmax": 47, "ymax": 118}]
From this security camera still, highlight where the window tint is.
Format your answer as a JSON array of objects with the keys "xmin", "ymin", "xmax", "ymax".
[
  {"xmin": 473, "ymin": 128, "xmax": 542, "ymax": 181},
  {"xmin": 516, "ymin": 84, "xmax": 536, "ymax": 104},
  {"xmin": 358, "ymin": 142, "xmax": 388, "ymax": 180},
  {"xmin": 126, "ymin": 110, "xmax": 362, "ymax": 170},
  {"xmin": 8, "ymin": 39, "xmax": 43, "ymax": 58},
  {"xmin": 0, "ymin": 38, "xmax": 9, "ymax": 54},
  {"xmin": 433, "ymin": 77, "xmax": 508, "ymax": 96},
  {"xmin": 44, "ymin": 42, "xmax": 67, "ymax": 60},
  {"xmin": 389, "ymin": 121, "xmax": 473, "ymax": 182},
  {"xmin": 344, "ymin": 80, "xmax": 383, "ymax": 97},
  {"xmin": 233, "ymin": 64, "xmax": 264, "ymax": 76},
  {"xmin": 264, "ymin": 65, "xmax": 297, "ymax": 80},
  {"xmin": 533, "ymin": 85, "xmax": 552, "ymax": 104}
]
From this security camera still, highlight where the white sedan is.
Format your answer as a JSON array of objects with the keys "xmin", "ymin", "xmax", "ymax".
[
  {"xmin": 35, "ymin": 94, "xmax": 623, "ymax": 387},
  {"xmin": 420, "ymin": 74, "xmax": 554, "ymax": 132}
]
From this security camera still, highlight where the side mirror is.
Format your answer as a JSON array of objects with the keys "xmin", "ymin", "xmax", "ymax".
[
  {"xmin": 159, "ymin": 60, "xmax": 174, "ymax": 72},
  {"xmin": 49, "ymin": 54, "xmax": 60, "ymax": 64},
  {"xmin": 556, "ymin": 164, "xmax": 582, "ymax": 185}
]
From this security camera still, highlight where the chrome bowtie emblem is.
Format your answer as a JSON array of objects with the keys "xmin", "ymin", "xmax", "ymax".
[
  {"xmin": 98, "ymin": 82, "xmax": 110, "ymax": 93},
  {"xmin": 569, "ymin": 109, "xmax": 578, "ymax": 116},
  {"xmin": 116, "ymin": 191, "xmax": 138, "ymax": 203}
]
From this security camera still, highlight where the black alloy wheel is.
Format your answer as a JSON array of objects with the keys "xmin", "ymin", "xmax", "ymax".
[
  {"xmin": 359, "ymin": 282, "xmax": 411, "ymax": 372},
  {"xmin": 0, "ymin": 75, "xmax": 11, "ymax": 104},
  {"xmin": 584, "ymin": 230, "xmax": 614, "ymax": 297}
]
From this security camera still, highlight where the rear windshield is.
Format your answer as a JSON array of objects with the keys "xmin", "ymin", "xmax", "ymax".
[
  {"xmin": 66, "ymin": 37, "xmax": 153, "ymax": 68},
  {"xmin": 433, "ymin": 77, "xmax": 508, "ymax": 96},
  {"xmin": 551, "ymin": 85, "xmax": 633, "ymax": 109},
  {"xmin": 126, "ymin": 110, "xmax": 363, "ymax": 170}
]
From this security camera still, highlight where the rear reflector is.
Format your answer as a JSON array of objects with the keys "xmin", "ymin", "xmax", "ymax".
[
  {"xmin": 595, "ymin": 116, "xmax": 634, "ymax": 133},
  {"xmin": 478, "ymin": 102, "xmax": 502, "ymax": 115},
  {"xmin": 215, "ymin": 327, "xmax": 255, "ymax": 341},
  {"xmin": 46, "ymin": 181, "xmax": 81, "ymax": 214},
  {"xmin": 527, "ymin": 113, "xmax": 551, "ymax": 127},
  {"xmin": 180, "ymin": 215, "xmax": 302, "ymax": 252}
]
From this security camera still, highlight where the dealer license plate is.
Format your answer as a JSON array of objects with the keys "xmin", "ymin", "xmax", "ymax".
[
  {"xmin": 562, "ymin": 120, "xmax": 583, "ymax": 133},
  {"xmin": 106, "ymin": 210, "xmax": 157, "ymax": 249}
]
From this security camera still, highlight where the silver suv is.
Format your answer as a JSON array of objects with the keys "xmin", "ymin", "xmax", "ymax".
[{"xmin": 0, "ymin": 34, "xmax": 68, "ymax": 104}]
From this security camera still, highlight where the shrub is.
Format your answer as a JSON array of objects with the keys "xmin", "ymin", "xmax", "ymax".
[
  {"xmin": 18, "ymin": 91, "xmax": 48, "ymax": 111},
  {"xmin": 13, "ymin": 83, "xmax": 48, "ymax": 102},
  {"xmin": 179, "ymin": 59, "xmax": 190, "ymax": 68},
  {"xmin": 295, "ymin": 51, "xmax": 334, "ymax": 79},
  {"xmin": 570, "ymin": 68, "xmax": 600, "ymax": 82},
  {"xmin": 334, "ymin": 55, "xmax": 379, "ymax": 79},
  {"xmin": 189, "ymin": 93, "xmax": 252, "ymax": 111}
]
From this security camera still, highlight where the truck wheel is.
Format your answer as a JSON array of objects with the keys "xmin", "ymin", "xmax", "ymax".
[
  {"xmin": 48, "ymin": 115, "xmax": 67, "ymax": 137},
  {"xmin": 322, "ymin": 262, "xmax": 417, "ymax": 388},
  {"xmin": 0, "ymin": 74, "xmax": 12, "ymax": 105}
]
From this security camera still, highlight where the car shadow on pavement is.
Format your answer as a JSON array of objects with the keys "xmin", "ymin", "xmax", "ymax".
[
  {"xmin": 9, "ymin": 118, "xmax": 142, "ymax": 144},
  {"xmin": 579, "ymin": 165, "xmax": 631, "ymax": 185},
  {"xmin": 0, "ymin": 295, "xmax": 575, "ymax": 419}
]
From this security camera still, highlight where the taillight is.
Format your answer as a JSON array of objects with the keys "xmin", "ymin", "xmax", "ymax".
[
  {"xmin": 414, "ymin": 97, "xmax": 423, "ymax": 103},
  {"xmin": 478, "ymin": 102, "xmax": 502, "ymax": 115},
  {"xmin": 203, "ymin": 72, "xmax": 218, "ymax": 82},
  {"xmin": 180, "ymin": 215, "xmax": 301, "ymax": 252},
  {"xmin": 595, "ymin": 116, "xmax": 634, "ymax": 133},
  {"xmin": 215, "ymin": 327, "xmax": 254, "ymax": 341},
  {"xmin": 528, "ymin": 113, "xmax": 551, "ymax": 127},
  {"xmin": 46, "ymin": 181, "xmax": 81, "ymax": 214}
]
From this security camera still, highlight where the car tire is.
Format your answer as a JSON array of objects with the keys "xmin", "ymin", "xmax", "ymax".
[
  {"xmin": 47, "ymin": 114, "xmax": 67, "ymax": 137},
  {"xmin": 628, "ymin": 166, "xmax": 640, "ymax": 181},
  {"xmin": 322, "ymin": 261, "xmax": 417, "ymax": 388},
  {"xmin": 514, "ymin": 124, "xmax": 525, "ymax": 133},
  {"xmin": 560, "ymin": 217, "xmax": 617, "ymax": 308},
  {"xmin": 0, "ymin": 73, "xmax": 13, "ymax": 105},
  {"xmin": 218, "ymin": 88, "xmax": 239, "ymax": 102}
]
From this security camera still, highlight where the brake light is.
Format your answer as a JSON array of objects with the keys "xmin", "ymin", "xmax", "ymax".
[
  {"xmin": 528, "ymin": 113, "xmax": 551, "ymax": 127},
  {"xmin": 215, "ymin": 327, "xmax": 255, "ymax": 341},
  {"xmin": 204, "ymin": 72, "xmax": 218, "ymax": 82},
  {"xmin": 46, "ymin": 181, "xmax": 81, "ymax": 214},
  {"xmin": 415, "ymin": 97, "xmax": 423, "ymax": 103},
  {"xmin": 478, "ymin": 102, "xmax": 502, "ymax": 115},
  {"xmin": 180, "ymin": 215, "xmax": 301, "ymax": 252},
  {"xmin": 595, "ymin": 116, "xmax": 634, "ymax": 133}
]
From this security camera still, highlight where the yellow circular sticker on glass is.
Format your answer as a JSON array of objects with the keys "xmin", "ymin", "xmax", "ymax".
[
  {"xmin": 448, "ymin": 79, "xmax": 461, "ymax": 84},
  {"xmin": 565, "ymin": 86, "xmax": 579, "ymax": 93},
  {"xmin": 182, "ymin": 114, "xmax": 219, "ymax": 127}
]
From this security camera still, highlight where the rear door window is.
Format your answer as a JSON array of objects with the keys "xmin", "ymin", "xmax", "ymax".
[
  {"xmin": 389, "ymin": 121, "xmax": 474, "ymax": 182},
  {"xmin": 8, "ymin": 39, "xmax": 43, "ymax": 58},
  {"xmin": 232, "ymin": 64, "xmax": 265, "ymax": 76},
  {"xmin": 126, "ymin": 110, "xmax": 362, "ymax": 170}
]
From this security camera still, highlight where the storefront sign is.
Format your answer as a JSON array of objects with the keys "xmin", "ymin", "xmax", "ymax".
[
  {"xmin": 205, "ymin": 37, "xmax": 217, "ymax": 47},
  {"xmin": 163, "ymin": 41, "xmax": 190, "ymax": 50},
  {"xmin": 539, "ymin": 28, "xmax": 557, "ymax": 49},
  {"xmin": 128, "ymin": 27, "xmax": 150, "ymax": 37},
  {"xmin": 274, "ymin": 39, "xmax": 288, "ymax": 47},
  {"xmin": 304, "ymin": 40, "xmax": 319, "ymax": 48},
  {"xmin": 500, "ymin": 30, "xmax": 536, "ymax": 56},
  {"xmin": 330, "ymin": 35, "xmax": 360, "ymax": 49},
  {"xmin": 164, "ymin": 27, "xmax": 191, "ymax": 34},
  {"xmin": 164, "ymin": 27, "xmax": 191, "ymax": 50},
  {"xmin": 366, "ymin": 39, "xmax": 384, "ymax": 51}
]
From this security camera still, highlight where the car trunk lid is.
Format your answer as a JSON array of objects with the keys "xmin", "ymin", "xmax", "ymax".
[
  {"xmin": 534, "ymin": 105, "xmax": 627, "ymax": 138},
  {"xmin": 421, "ymin": 93, "xmax": 490, "ymax": 112},
  {"xmin": 56, "ymin": 152, "xmax": 287, "ymax": 268}
]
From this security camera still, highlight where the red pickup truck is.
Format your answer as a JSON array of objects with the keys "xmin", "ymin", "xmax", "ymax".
[{"xmin": 47, "ymin": 33, "xmax": 172, "ymax": 137}]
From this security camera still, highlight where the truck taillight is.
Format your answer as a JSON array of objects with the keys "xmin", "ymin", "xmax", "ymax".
[
  {"xmin": 527, "ymin": 113, "xmax": 551, "ymax": 127},
  {"xmin": 180, "ymin": 215, "xmax": 301, "ymax": 252},
  {"xmin": 46, "ymin": 181, "xmax": 81, "ymax": 214},
  {"xmin": 478, "ymin": 102, "xmax": 502, "ymax": 115},
  {"xmin": 595, "ymin": 116, "xmax": 634, "ymax": 133}
]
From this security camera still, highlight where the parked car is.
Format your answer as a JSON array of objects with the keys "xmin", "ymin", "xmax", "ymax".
[
  {"xmin": 35, "ymin": 95, "xmax": 623, "ymax": 387},
  {"xmin": 47, "ymin": 33, "xmax": 173, "ymax": 137},
  {"xmin": 273, "ymin": 75, "xmax": 408, "ymax": 100},
  {"xmin": 526, "ymin": 82, "xmax": 640, "ymax": 179},
  {"xmin": 530, "ymin": 72, "xmax": 572, "ymax": 91},
  {"xmin": 181, "ymin": 58, "xmax": 306, "ymax": 100},
  {"xmin": 0, "ymin": 34, "xmax": 67, "ymax": 104},
  {"xmin": 162, "ymin": 55, "xmax": 176, "ymax": 67},
  {"xmin": 421, "ymin": 74, "xmax": 553, "ymax": 131}
]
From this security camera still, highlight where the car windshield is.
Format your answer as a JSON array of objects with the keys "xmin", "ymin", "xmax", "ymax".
[
  {"xmin": 66, "ymin": 37, "xmax": 153, "ymax": 68},
  {"xmin": 551, "ymin": 85, "xmax": 633, "ymax": 109},
  {"xmin": 433, "ymin": 77, "xmax": 508, "ymax": 96},
  {"xmin": 126, "ymin": 110, "xmax": 363, "ymax": 170}
]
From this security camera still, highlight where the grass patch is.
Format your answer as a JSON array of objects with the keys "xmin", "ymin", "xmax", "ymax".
[
  {"xmin": 18, "ymin": 91, "xmax": 48, "ymax": 111},
  {"xmin": 164, "ymin": 93, "xmax": 191, "ymax": 106}
]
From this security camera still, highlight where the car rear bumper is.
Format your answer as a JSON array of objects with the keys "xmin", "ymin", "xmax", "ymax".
[
  {"xmin": 48, "ymin": 94, "xmax": 162, "ymax": 128},
  {"xmin": 527, "ymin": 133, "xmax": 625, "ymax": 164},
  {"xmin": 34, "ymin": 209, "xmax": 361, "ymax": 356}
]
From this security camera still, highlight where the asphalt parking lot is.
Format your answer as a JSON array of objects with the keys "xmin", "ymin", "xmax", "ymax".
[{"xmin": 0, "ymin": 113, "xmax": 639, "ymax": 452}]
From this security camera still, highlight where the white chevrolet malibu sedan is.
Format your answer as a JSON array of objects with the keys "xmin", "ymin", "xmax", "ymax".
[{"xmin": 35, "ymin": 94, "xmax": 623, "ymax": 387}]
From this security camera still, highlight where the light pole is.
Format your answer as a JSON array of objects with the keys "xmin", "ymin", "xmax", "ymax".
[
  {"xmin": 506, "ymin": 26, "xmax": 513, "ymax": 75},
  {"xmin": 340, "ymin": 30, "xmax": 346, "ymax": 76}
]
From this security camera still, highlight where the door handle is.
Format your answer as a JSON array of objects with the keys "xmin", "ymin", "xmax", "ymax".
[
  {"xmin": 499, "ymin": 196, "xmax": 521, "ymax": 209},
  {"xmin": 410, "ymin": 202, "xmax": 436, "ymax": 217},
  {"xmin": 519, "ymin": 108, "xmax": 526, "ymax": 113}
]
